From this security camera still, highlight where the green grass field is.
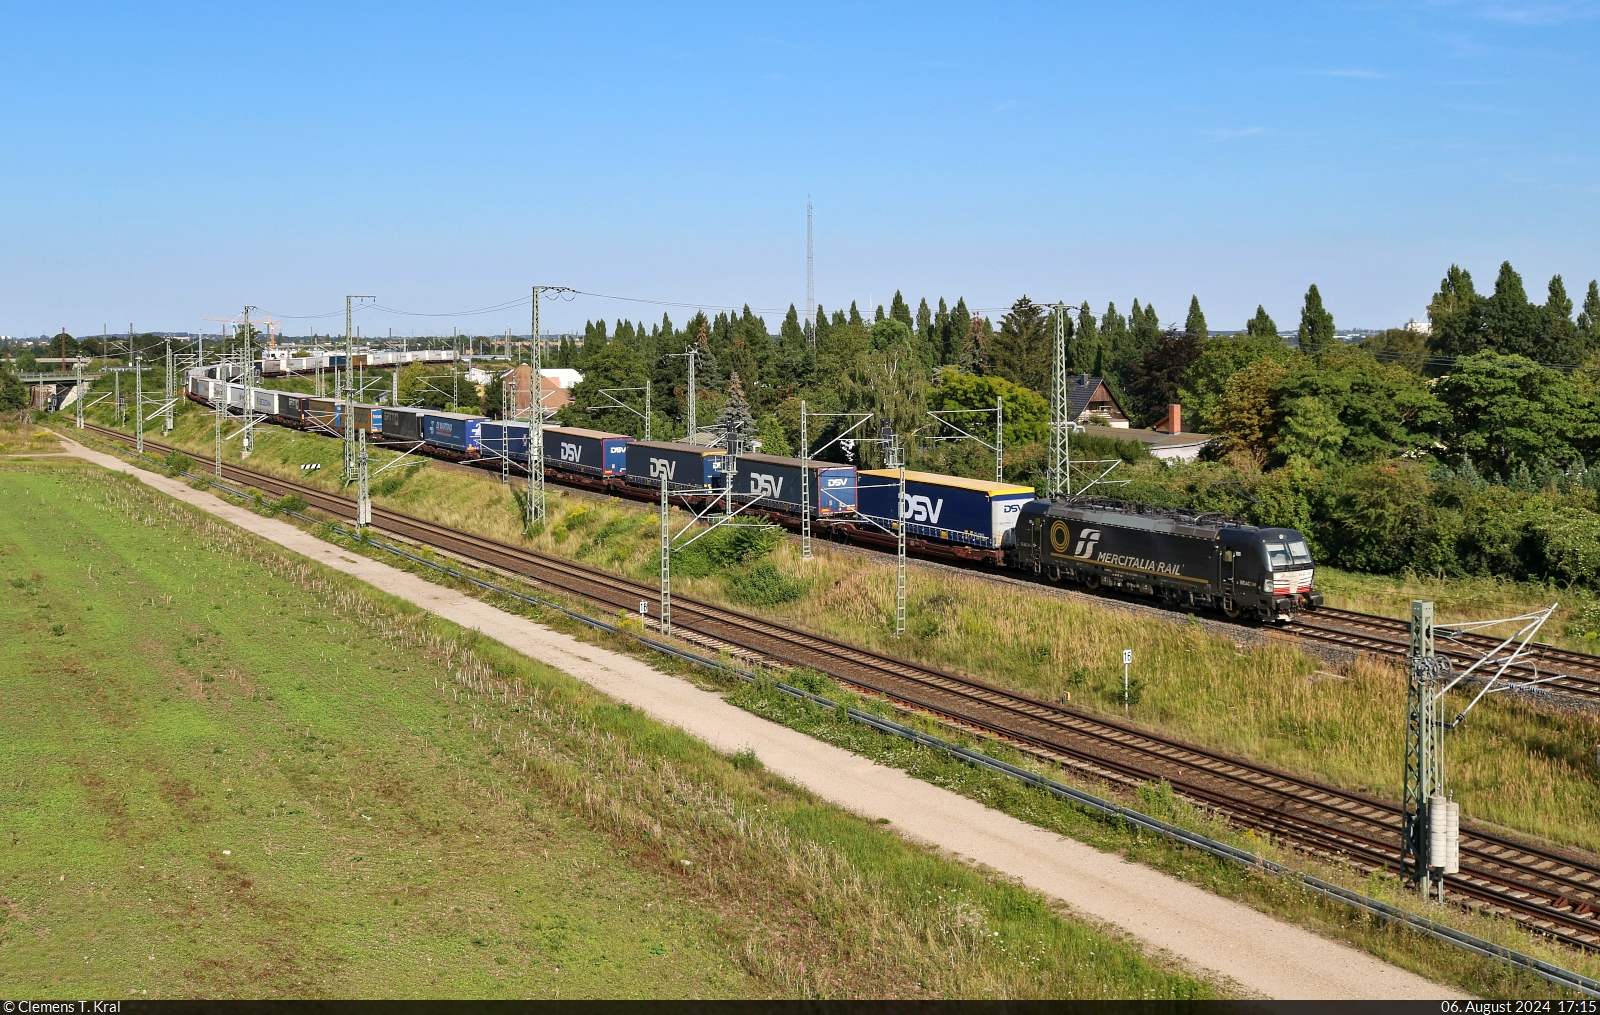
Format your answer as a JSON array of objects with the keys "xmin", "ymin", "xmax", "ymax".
[
  {"xmin": 64, "ymin": 403, "xmax": 1600, "ymax": 858},
  {"xmin": 0, "ymin": 458, "xmax": 1212, "ymax": 1000}
]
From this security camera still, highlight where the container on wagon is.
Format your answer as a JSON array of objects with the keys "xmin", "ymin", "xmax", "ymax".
[
  {"xmin": 730, "ymin": 453, "xmax": 857, "ymax": 517},
  {"xmin": 274, "ymin": 392, "xmax": 308, "ymax": 422},
  {"xmin": 381, "ymin": 406, "xmax": 424, "ymax": 442},
  {"xmin": 856, "ymin": 470, "xmax": 1035, "ymax": 549},
  {"xmin": 479, "ymin": 420, "xmax": 531, "ymax": 463},
  {"xmin": 624, "ymin": 440, "xmax": 726, "ymax": 492},
  {"xmin": 251, "ymin": 389, "xmax": 277, "ymax": 415},
  {"xmin": 305, "ymin": 398, "xmax": 340, "ymax": 433},
  {"xmin": 419, "ymin": 410, "xmax": 485, "ymax": 452},
  {"xmin": 544, "ymin": 426, "xmax": 633, "ymax": 478}
]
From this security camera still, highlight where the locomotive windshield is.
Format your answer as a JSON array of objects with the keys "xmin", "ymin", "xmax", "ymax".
[{"xmin": 1265, "ymin": 540, "xmax": 1313, "ymax": 569}]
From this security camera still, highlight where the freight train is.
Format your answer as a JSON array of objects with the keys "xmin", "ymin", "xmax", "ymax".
[{"xmin": 182, "ymin": 370, "xmax": 1321, "ymax": 621}]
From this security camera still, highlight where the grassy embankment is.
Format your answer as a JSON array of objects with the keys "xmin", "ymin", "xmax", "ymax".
[
  {"xmin": 0, "ymin": 458, "xmax": 1211, "ymax": 1000},
  {"xmin": 0, "ymin": 418, "xmax": 63, "ymax": 456},
  {"xmin": 289, "ymin": 467, "xmax": 1599, "ymax": 999},
  {"xmin": 90, "ymin": 400, "xmax": 1600, "ymax": 861},
  {"xmin": 57, "ymin": 408, "xmax": 1600, "ymax": 996}
]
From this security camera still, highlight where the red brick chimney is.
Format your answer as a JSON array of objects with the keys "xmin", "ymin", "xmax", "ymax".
[{"xmin": 1159, "ymin": 403, "xmax": 1182, "ymax": 434}]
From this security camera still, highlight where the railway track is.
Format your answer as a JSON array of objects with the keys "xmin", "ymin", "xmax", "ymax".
[
  {"xmin": 73, "ymin": 422, "xmax": 1600, "ymax": 952},
  {"xmin": 1285, "ymin": 608, "xmax": 1600, "ymax": 702}
]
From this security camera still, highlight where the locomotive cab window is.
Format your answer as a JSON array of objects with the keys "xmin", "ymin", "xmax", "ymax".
[{"xmin": 1265, "ymin": 541, "xmax": 1313, "ymax": 569}]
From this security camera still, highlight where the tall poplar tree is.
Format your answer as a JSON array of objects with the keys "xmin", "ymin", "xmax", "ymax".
[
  {"xmin": 1544, "ymin": 275, "xmax": 1581, "ymax": 364},
  {"xmin": 1484, "ymin": 261, "xmax": 1538, "ymax": 358},
  {"xmin": 1073, "ymin": 301, "xmax": 1098, "ymax": 372},
  {"xmin": 1579, "ymin": 280, "xmax": 1600, "ymax": 351},
  {"xmin": 890, "ymin": 291, "xmax": 913, "ymax": 331},
  {"xmin": 1184, "ymin": 296, "xmax": 1208, "ymax": 339},
  {"xmin": 1427, "ymin": 265, "xmax": 1484, "ymax": 358},
  {"xmin": 1246, "ymin": 305, "xmax": 1278, "ymax": 338},
  {"xmin": 1297, "ymin": 284, "xmax": 1336, "ymax": 353}
]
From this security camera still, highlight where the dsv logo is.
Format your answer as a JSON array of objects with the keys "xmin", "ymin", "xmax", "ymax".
[
  {"xmin": 1073, "ymin": 528, "xmax": 1101, "ymax": 558},
  {"xmin": 900, "ymin": 495, "xmax": 945, "ymax": 524},
  {"xmin": 648, "ymin": 457, "xmax": 677, "ymax": 480},
  {"xmin": 748, "ymin": 472, "xmax": 785, "ymax": 498},
  {"xmin": 559, "ymin": 442, "xmax": 583, "ymax": 463},
  {"xmin": 825, "ymin": 477, "xmax": 848, "ymax": 488}
]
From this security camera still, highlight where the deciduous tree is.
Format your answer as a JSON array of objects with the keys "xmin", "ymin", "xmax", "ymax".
[
  {"xmin": 1245, "ymin": 305, "xmax": 1278, "ymax": 338},
  {"xmin": 1427, "ymin": 265, "xmax": 1484, "ymax": 359},
  {"xmin": 1184, "ymin": 296, "xmax": 1207, "ymax": 340},
  {"xmin": 1435, "ymin": 350, "xmax": 1600, "ymax": 478},
  {"xmin": 990, "ymin": 297, "xmax": 1052, "ymax": 392},
  {"xmin": 1297, "ymin": 284, "xmax": 1336, "ymax": 353}
]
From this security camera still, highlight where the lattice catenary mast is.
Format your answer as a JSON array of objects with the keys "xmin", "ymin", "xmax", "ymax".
[
  {"xmin": 806, "ymin": 199, "xmax": 815, "ymax": 341},
  {"xmin": 527, "ymin": 286, "xmax": 546, "ymax": 527}
]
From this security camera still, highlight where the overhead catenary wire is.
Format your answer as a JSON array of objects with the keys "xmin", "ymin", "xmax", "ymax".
[{"xmin": 52, "ymin": 424, "xmax": 1600, "ymax": 999}]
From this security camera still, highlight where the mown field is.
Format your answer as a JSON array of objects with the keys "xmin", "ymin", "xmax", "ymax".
[
  {"xmin": 0, "ymin": 457, "xmax": 1212, "ymax": 1000},
  {"xmin": 86, "ymin": 400, "xmax": 1600, "ymax": 860}
]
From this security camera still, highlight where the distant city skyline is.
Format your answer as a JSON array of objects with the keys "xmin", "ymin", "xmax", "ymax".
[{"xmin": 3, "ymin": 2, "xmax": 1596, "ymax": 337}]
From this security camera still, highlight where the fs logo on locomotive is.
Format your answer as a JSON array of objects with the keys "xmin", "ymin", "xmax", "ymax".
[{"xmin": 1073, "ymin": 528, "xmax": 1101, "ymax": 558}]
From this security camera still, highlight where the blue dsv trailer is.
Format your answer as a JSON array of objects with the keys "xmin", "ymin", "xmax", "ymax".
[
  {"xmin": 856, "ymin": 470, "xmax": 1035, "ymax": 549},
  {"xmin": 624, "ymin": 440, "xmax": 726, "ymax": 492},
  {"xmin": 544, "ymin": 426, "xmax": 633, "ymax": 478},
  {"xmin": 731, "ymin": 453, "xmax": 857, "ymax": 517},
  {"xmin": 479, "ymin": 420, "xmax": 531, "ymax": 462}
]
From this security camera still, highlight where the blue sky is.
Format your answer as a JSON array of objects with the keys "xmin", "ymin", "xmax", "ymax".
[{"xmin": 2, "ymin": 1, "xmax": 1597, "ymax": 338}]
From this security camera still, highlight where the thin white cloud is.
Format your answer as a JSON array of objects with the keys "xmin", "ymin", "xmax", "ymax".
[
  {"xmin": 988, "ymin": 99, "xmax": 1019, "ymax": 114},
  {"xmin": 1310, "ymin": 68, "xmax": 1389, "ymax": 78}
]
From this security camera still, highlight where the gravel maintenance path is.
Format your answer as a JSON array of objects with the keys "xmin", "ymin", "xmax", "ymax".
[{"xmin": 52, "ymin": 440, "xmax": 1466, "ymax": 1001}]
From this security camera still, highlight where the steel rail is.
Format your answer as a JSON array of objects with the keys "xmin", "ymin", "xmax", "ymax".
[
  {"xmin": 1287, "ymin": 607, "xmax": 1600, "ymax": 701},
  {"xmin": 72, "ymin": 421, "xmax": 1600, "ymax": 950}
]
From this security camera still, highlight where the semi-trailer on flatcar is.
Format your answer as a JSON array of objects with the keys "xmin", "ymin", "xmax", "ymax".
[
  {"xmin": 545, "ymin": 426, "xmax": 633, "ymax": 478},
  {"xmin": 730, "ymin": 452, "xmax": 858, "ymax": 517},
  {"xmin": 858, "ymin": 470, "xmax": 1035, "ymax": 552},
  {"xmin": 178, "ymin": 369, "xmax": 1321, "ymax": 621},
  {"xmin": 624, "ymin": 440, "xmax": 727, "ymax": 492}
]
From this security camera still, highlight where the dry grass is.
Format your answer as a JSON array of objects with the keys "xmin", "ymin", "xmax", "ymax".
[
  {"xmin": 0, "ymin": 457, "xmax": 1213, "ymax": 1000},
  {"xmin": 78, "ymin": 404, "xmax": 1600, "ymax": 856},
  {"xmin": 0, "ymin": 418, "xmax": 63, "ymax": 455},
  {"xmin": 1315, "ymin": 566, "xmax": 1600, "ymax": 652}
]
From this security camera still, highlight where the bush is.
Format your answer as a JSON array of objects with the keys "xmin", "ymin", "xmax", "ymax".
[
  {"xmin": 1534, "ymin": 508, "xmax": 1600, "ymax": 585},
  {"xmin": 163, "ymin": 451, "xmax": 194, "ymax": 476},
  {"xmin": 724, "ymin": 561, "xmax": 806, "ymax": 606},
  {"xmin": 673, "ymin": 525, "xmax": 782, "ymax": 579}
]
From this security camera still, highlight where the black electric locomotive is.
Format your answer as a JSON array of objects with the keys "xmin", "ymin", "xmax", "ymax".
[{"xmin": 1010, "ymin": 497, "xmax": 1322, "ymax": 622}]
